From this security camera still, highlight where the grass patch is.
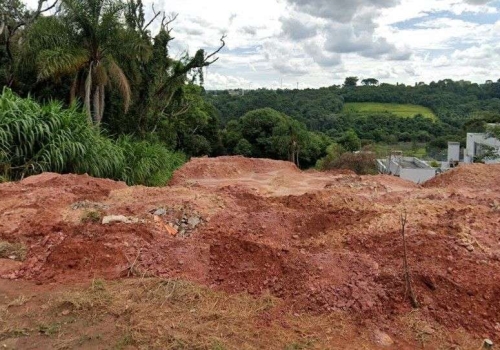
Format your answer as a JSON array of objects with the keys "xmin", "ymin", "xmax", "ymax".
[
  {"xmin": 0, "ymin": 241, "xmax": 27, "ymax": 261},
  {"xmin": 343, "ymin": 102, "xmax": 437, "ymax": 120},
  {"xmin": 0, "ymin": 278, "xmax": 483, "ymax": 349},
  {"xmin": 81, "ymin": 210, "xmax": 103, "ymax": 223}
]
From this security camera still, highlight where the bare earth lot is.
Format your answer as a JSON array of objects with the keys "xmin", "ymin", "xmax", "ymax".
[{"xmin": 1, "ymin": 156, "xmax": 499, "ymax": 349}]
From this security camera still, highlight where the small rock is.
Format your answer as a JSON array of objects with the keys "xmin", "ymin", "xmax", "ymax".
[
  {"xmin": 61, "ymin": 309, "xmax": 70, "ymax": 316},
  {"xmin": 187, "ymin": 216, "xmax": 201, "ymax": 228},
  {"xmin": 153, "ymin": 208, "xmax": 167, "ymax": 216},
  {"xmin": 102, "ymin": 215, "xmax": 135, "ymax": 224},
  {"xmin": 466, "ymin": 245, "xmax": 474, "ymax": 252},
  {"xmin": 292, "ymin": 235, "xmax": 299, "ymax": 239},
  {"xmin": 483, "ymin": 339, "xmax": 494, "ymax": 349},
  {"xmin": 373, "ymin": 330, "xmax": 394, "ymax": 347}
]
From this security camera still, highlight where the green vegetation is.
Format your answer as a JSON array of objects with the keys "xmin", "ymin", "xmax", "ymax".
[
  {"xmin": 1, "ymin": 0, "xmax": 222, "ymax": 184},
  {"xmin": 0, "ymin": 89, "xmax": 184, "ymax": 185},
  {"xmin": 1, "ymin": 0, "xmax": 500, "ymax": 178},
  {"xmin": 223, "ymin": 108, "xmax": 330, "ymax": 168},
  {"xmin": 316, "ymin": 144, "xmax": 377, "ymax": 175},
  {"xmin": 343, "ymin": 103, "xmax": 437, "ymax": 120}
]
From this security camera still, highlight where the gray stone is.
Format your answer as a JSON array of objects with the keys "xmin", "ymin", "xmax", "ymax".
[
  {"xmin": 153, "ymin": 208, "xmax": 167, "ymax": 216},
  {"xmin": 187, "ymin": 216, "xmax": 201, "ymax": 228},
  {"xmin": 102, "ymin": 215, "xmax": 138, "ymax": 224}
]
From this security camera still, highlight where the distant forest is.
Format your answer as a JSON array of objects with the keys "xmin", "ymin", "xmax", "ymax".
[{"xmin": 206, "ymin": 79, "xmax": 500, "ymax": 152}]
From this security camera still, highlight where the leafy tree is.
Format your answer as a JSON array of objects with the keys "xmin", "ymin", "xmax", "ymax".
[
  {"xmin": 18, "ymin": 0, "xmax": 140, "ymax": 124},
  {"xmin": 0, "ymin": 0, "xmax": 58, "ymax": 87},
  {"xmin": 338, "ymin": 129, "xmax": 361, "ymax": 152},
  {"xmin": 361, "ymin": 78, "xmax": 379, "ymax": 86},
  {"xmin": 343, "ymin": 76, "xmax": 359, "ymax": 88},
  {"xmin": 234, "ymin": 139, "xmax": 252, "ymax": 156}
]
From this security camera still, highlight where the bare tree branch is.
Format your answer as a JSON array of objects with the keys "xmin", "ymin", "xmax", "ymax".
[
  {"xmin": 204, "ymin": 34, "xmax": 226, "ymax": 64},
  {"xmin": 160, "ymin": 12, "xmax": 178, "ymax": 34},
  {"xmin": 400, "ymin": 210, "xmax": 419, "ymax": 309},
  {"xmin": 142, "ymin": 3, "xmax": 161, "ymax": 32}
]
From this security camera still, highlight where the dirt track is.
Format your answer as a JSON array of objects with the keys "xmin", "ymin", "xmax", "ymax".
[{"xmin": 1, "ymin": 156, "xmax": 500, "ymax": 348}]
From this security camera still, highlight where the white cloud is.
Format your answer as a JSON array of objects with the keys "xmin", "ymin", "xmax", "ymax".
[{"xmin": 21, "ymin": 0, "xmax": 500, "ymax": 88}]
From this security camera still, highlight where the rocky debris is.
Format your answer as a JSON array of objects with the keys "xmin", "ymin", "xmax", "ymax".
[
  {"xmin": 152, "ymin": 208, "xmax": 167, "ymax": 216},
  {"xmin": 71, "ymin": 200, "xmax": 108, "ymax": 211},
  {"xmin": 102, "ymin": 215, "xmax": 140, "ymax": 224},
  {"xmin": 174, "ymin": 213, "xmax": 203, "ymax": 237},
  {"xmin": 149, "ymin": 206, "xmax": 204, "ymax": 238},
  {"xmin": 153, "ymin": 215, "xmax": 178, "ymax": 236}
]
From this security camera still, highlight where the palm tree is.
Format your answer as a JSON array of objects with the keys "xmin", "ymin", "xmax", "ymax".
[{"xmin": 21, "ymin": 0, "xmax": 142, "ymax": 124}]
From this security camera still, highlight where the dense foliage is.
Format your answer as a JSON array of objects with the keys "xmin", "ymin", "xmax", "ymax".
[
  {"xmin": 0, "ymin": 0, "xmax": 226, "ymax": 183},
  {"xmin": 208, "ymin": 79, "xmax": 500, "ymax": 161},
  {"xmin": 1, "ymin": 0, "xmax": 499, "ymax": 179},
  {"xmin": 222, "ymin": 108, "xmax": 330, "ymax": 168},
  {"xmin": 0, "ymin": 89, "xmax": 185, "ymax": 185}
]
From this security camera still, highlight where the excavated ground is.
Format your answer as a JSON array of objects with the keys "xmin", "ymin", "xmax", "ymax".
[{"xmin": 1, "ymin": 156, "xmax": 499, "ymax": 349}]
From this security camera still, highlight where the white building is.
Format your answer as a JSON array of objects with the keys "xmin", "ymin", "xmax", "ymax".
[
  {"xmin": 463, "ymin": 128, "xmax": 500, "ymax": 164},
  {"xmin": 377, "ymin": 153, "xmax": 436, "ymax": 183}
]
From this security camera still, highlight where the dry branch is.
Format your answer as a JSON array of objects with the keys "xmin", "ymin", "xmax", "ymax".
[{"xmin": 400, "ymin": 210, "xmax": 419, "ymax": 308}]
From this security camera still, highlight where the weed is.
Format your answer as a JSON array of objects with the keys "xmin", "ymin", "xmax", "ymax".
[
  {"xmin": 38, "ymin": 323, "xmax": 61, "ymax": 336},
  {"xmin": 77, "ymin": 333, "xmax": 102, "ymax": 346},
  {"xmin": 81, "ymin": 210, "xmax": 102, "ymax": 223},
  {"xmin": 8, "ymin": 295, "xmax": 30, "ymax": 307},
  {"xmin": 0, "ymin": 328, "xmax": 30, "ymax": 339},
  {"xmin": 284, "ymin": 341, "xmax": 313, "ymax": 350},
  {"xmin": 114, "ymin": 333, "xmax": 134, "ymax": 349},
  {"xmin": 0, "ymin": 241, "xmax": 27, "ymax": 261},
  {"xmin": 211, "ymin": 340, "xmax": 227, "ymax": 350}
]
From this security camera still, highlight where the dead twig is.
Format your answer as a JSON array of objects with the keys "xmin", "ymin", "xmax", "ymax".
[{"xmin": 401, "ymin": 210, "xmax": 419, "ymax": 308}]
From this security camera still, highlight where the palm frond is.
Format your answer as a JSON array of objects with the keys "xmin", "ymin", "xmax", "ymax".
[
  {"xmin": 36, "ymin": 48, "xmax": 88, "ymax": 80},
  {"xmin": 106, "ymin": 57, "xmax": 131, "ymax": 112}
]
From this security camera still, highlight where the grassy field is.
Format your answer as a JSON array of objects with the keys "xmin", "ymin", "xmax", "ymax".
[{"xmin": 343, "ymin": 102, "xmax": 437, "ymax": 120}]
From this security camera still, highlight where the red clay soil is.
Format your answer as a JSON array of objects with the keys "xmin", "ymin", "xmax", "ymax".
[{"xmin": 1, "ymin": 156, "xmax": 500, "ymax": 343}]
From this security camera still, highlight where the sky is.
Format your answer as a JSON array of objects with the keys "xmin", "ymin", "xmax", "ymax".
[{"xmin": 27, "ymin": 0, "xmax": 500, "ymax": 90}]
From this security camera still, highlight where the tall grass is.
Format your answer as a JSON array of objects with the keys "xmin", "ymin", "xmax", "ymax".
[
  {"xmin": 117, "ymin": 136, "xmax": 186, "ymax": 186},
  {"xmin": 0, "ymin": 88, "xmax": 185, "ymax": 186}
]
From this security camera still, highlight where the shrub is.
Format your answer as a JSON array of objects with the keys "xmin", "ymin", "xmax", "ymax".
[
  {"xmin": 0, "ymin": 88, "xmax": 185, "ymax": 185},
  {"xmin": 317, "ymin": 143, "xmax": 377, "ymax": 175},
  {"xmin": 117, "ymin": 136, "xmax": 186, "ymax": 186}
]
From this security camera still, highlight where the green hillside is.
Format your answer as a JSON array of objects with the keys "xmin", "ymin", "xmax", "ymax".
[{"xmin": 343, "ymin": 103, "xmax": 437, "ymax": 120}]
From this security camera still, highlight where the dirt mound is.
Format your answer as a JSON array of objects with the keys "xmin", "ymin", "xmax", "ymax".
[
  {"xmin": 424, "ymin": 163, "xmax": 500, "ymax": 189},
  {"xmin": 170, "ymin": 156, "xmax": 299, "ymax": 184},
  {"xmin": 1, "ymin": 157, "xmax": 500, "ymax": 344}
]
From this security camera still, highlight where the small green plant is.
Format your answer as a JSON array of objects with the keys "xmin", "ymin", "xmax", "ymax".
[
  {"xmin": 284, "ymin": 340, "xmax": 314, "ymax": 350},
  {"xmin": 429, "ymin": 160, "xmax": 440, "ymax": 168},
  {"xmin": 81, "ymin": 210, "xmax": 102, "ymax": 223},
  {"xmin": 38, "ymin": 322, "xmax": 61, "ymax": 336}
]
